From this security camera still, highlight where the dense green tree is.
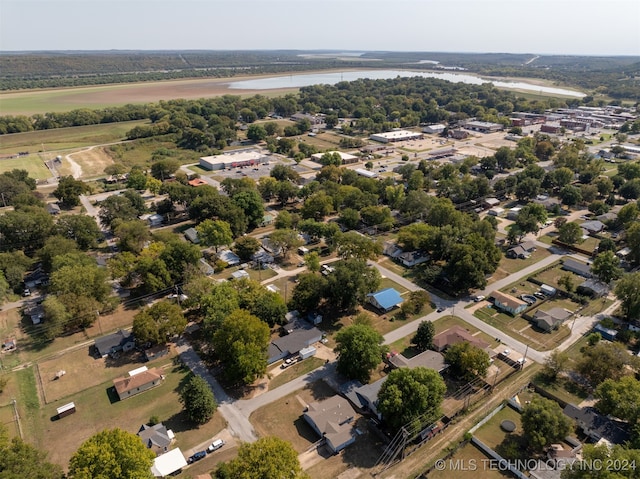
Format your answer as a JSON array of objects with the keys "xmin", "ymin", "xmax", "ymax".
[
  {"xmin": 304, "ymin": 251, "xmax": 320, "ymax": 273},
  {"xmin": 53, "ymin": 176, "xmax": 89, "ymax": 207},
  {"xmin": 618, "ymin": 202, "xmax": 639, "ymax": 227},
  {"xmin": 335, "ymin": 323, "xmax": 387, "ymax": 383},
  {"xmin": 247, "ymin": 124, "xmax": 267, "ymax": 142},
  {"xmin": 213, "ymin": 309, "xmax": 270, "ymax": 385},
  {"xmin": 444, "ymin": 342, "xmax": 491, "ymax": 381},
  {"xmin": 132, "ymin": 301, "xmax": 186, "ymax": 346},
  {"xmin": 269, "ymin": 228, "xmax": 304, "ymax": 259},
  {"xmin": 521, "ymin": 397, "xmax": 573, "ymax": 452},
  {"xmin": 67, "ymin": 428, "xmax": 155, "ymax": 479},
  {"xmin": 179, "ymin": 375, "xmax": 218, "ymax": 424},
  {"xmin": 98, "ymin": 195, "xmax": 139, "ymax": 229},
  {"xmin": 626, "ymin": 222, "xmax": 640, "ymax": 264},
  {"xmin": 591, "ymin": 250, "xmax": 623, "ymax": 284},
  {"xmin": 233, "ymin": 235, "xmax": 261, "ymax": 261},
  {"xmin": 50, "ymin": 262, "xmax": 110, "ymax": 304},
  {"xmin": 615, "ymin": 272, "xmax": 640, "ymax": 320},
  {"xmin": 542, "ymin": 349, "xmax": 570, "ymax": 381},
  {"xmin": 126, "ymin": 168, "xmax": 149, "ymax": 190},
  {"xmin": 233, "ymin": 279, "xmax": 288, "ymax": 327},
  {"xmin": 412, "ymin": 321, "xmax": 435, "ymax": 352},
  {"xmin": 232, "ymin": 189, "xmax": 265, "ymax": 229},
  {"xmin": 53, "ymin": 214, "xmax": 102, "ymax": 250},
  {"xmin": 114, "ymin": 219, "xmax": 151, "ymax": 254},
  {"xmin": 338, "ymin": 208, "xmax": 361, "ymax": 230},
  {"xmin": 0, "ymin": 424, "xmax": 64, "ymax": 479},
  {"xmin": 558, "ymin": 221, "xmax": 583, "ymax": 244},
  {"xmin": 560, "ymin": 185, "xmax": 583, "ymax": 206},
  {"xmin": 514, "ymin": 177, "xmax": 541, "ymax": 201},
  {"xmin": 214, "ymin": 437, "xmax": 308, "ymax": 479},
  {"xmin": 288, "ymin": 273, "xmax": 327, "ymax": 313},
  {"xmin": 38, "ymin": 235, "xmax": 78, "ymax": 272},
  {"xmin": 159, "ymin": 238, "xmax": 201, "ymax": 283},
  {"xmin": 196, "ymin": 219, "xmax": 233, "ymax": 252},
  {"xmin": 325, "ymin": 259, "xmax": 381, "ymax": 311},
  {"xmin": 201, "ymin": 281, "xmax": 240, "ymax": 332},
  {"xmin": 596, "ymin": 376, "xmax": 640, "ymax": 426},
  {"xmin": 0, "ymin": 207, "xmax": 54, "ymax": 252},
  {"xmin": 150, "ymin": 158, "xmax": 180, "ymax": 180},
  {"xmin": 576, "ymin": 341, "xmax": 636, "ymax": 387},
  {"xmin": 377, "ymin": 367, "xmax": 446, "ymax": 433},
  {"xmin": 300, "ymin": 192, "xmax": 333, "ymax": 220},
  {"xmin": 335, "ymin": 231, "xmax": 382, "ymax": 260},
  {"xmin": 515, "ymin": 203, "xmax": 548, "ymax": 235}
]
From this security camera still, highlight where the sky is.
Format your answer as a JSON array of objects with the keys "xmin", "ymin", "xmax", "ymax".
[{"xmin": 1, "ymin": 0, "xmax": 639, "ymax": 56}]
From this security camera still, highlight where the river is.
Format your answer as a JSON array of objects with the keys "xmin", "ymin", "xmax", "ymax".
[{"xmin": 227, "ymin": 69, "xmax": 585, "ymax": 98}]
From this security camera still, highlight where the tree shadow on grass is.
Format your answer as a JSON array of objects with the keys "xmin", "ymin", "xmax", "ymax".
[
  {"xmin": 164, "ymin": 410, "xmax": 198, "ymax": 434},
  {"xmin": 302, "ymin": 377, "xmax": 336, "ymax": 401},
  {"xmin": 342, "ymin": 417, "xmax": 386, "ymax": 469}
]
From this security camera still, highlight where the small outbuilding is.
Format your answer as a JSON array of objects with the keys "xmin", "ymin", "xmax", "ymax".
[
  {"xmin": 183, "ymin": 227, "xmax": 200, "ymax": 244},
  {"xmin": 230, "ymin": 269, "xmax": 250, "ymax": 280},
  {"xmin": 56, "ymin": 402, "xmax": 76, "ymax": 418},
  {"xmin": 151, "ymin": 448, "xmax": 188, "ymax": 478}
]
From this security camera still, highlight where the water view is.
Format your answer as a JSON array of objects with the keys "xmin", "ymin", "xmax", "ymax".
[{"xmin": 227, "ymin": 69, "xmax": 586, "ymax": 98}]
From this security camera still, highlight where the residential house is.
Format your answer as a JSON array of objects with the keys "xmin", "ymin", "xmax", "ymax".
[
  {"xmin": 367, "ymin": 288, "xmax": 404, "ymax": 313},
  {"xmin": 261, "ymin": 237, "xmax": 283, "ymax": 257},
  {"xmin": 268, "ymin": 325, "xmax": 323, "ymax": 364},
  {"xmin": 563, "ymin": 404, "xmax": 629, "ymax": 445},
  {"xmin": 183, "ymin": 227, "xmax": 200, "ymax": 244},
  {"xmin": 596, "ymin": 212, "xmax": 618, "ymax": 223},
  {"xmin": 217, "ymin": 249, "xmax": 240, "ymax": 266},
  {"xmin": 113, "ymin": 366, "xmax": 164, "ymax": 400},
  {"xmin": 578, "ymin": 279, "xmax": 609, "ymax": 298},
  {"xmin": 507, "ymin": 241, "xmax": 536, "ymax": 259},
  {"xmin": 230, "ymin": 269, "xmax": 249, "ymax": 280},
  {"xmin": 304, "ymin": 395, "xmax": 357, "ymax": 453},
  {"xmin": 581, "ymin": 220, "xmax": 606, "ymax": 235},
  {"xmin": 483, "ymin": 197, "xmax": 501, "ymax": 209},
  {"xmin": 533, "ymin": 196, "xmax": 562, "ymax": 211},
  {"xmin": 198, "ymin": 258, "xmax": 215, "ymax": 276},
  {"xmin": 151, "ymin": 448, "xmax": 188, "ymax": 478},
  {"xmin": 138, "ymin": 423, "xmax": 175, "ymax": 456},
  {"xmin": 561, "ymin": 258, "xmax": 592, "ymax": 278},
  {"xmin": 187, "ymin": 178, "xmax": 208, "ymax": 187},
  {"xmin": 140, "ymin": 213, "xmax": 163, "ymax": 227},
  {"xmin": 593, "ymin": 323, "xmax": 617, "ymax": 341},
  {"xmin": 397, "ymin": 250, "xmax": 429, "ymax": 267},
  {"xmin": 432, "ymin": 325, "xmax": 492, "ymax": 354},
  {"xmin": 46, "ymin": 203, "xmax": 61, "ymax": 215},
  {"xmin": 94, "ymin": 330, "xmax": 135, "ymax": 358},
  {"xmin": 532, "ymin": 307, "xmax": 572, "ymax": 332},
  {"xmin": 490, "ymin": 291, "xmax": 529, "ymax": 315},
  {"xmin": 144, "ymin": 344, "xmax": 169, "ymax": 362},
  {"xmin": 345, "ymin": 378, "xmax": 385, "ymax": 419},
  {"xmin": 387, "ymin": 349, "xmax": 447, "ymax": 373}
]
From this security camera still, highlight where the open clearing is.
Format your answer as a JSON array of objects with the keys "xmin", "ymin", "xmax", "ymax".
[{"xmin": 0, "ymin": 75, "xmax": 299, "ymax": 116}]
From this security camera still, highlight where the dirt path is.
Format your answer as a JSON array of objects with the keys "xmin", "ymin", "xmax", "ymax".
[{"xmin": 65, "ymin": 151, "xmax": 83, "ymax": 178}]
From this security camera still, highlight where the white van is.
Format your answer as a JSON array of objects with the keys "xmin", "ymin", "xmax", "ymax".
[{"xmin": 207, "ymin": 439, "xmax": 225, "ymax": 453}]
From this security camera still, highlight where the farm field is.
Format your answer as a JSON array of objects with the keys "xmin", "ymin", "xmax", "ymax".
[{"xmin": 0, "ymin": 75, "xmax": 300, "ymax": 116}]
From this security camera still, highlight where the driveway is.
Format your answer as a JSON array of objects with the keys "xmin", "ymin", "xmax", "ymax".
[{"xmin": 176, "ymin": 339, "xmax": 257, "ymax": 443}]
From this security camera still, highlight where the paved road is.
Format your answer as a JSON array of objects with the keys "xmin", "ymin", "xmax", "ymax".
[
  {"xmin": 237, "ymin": 362, "xmax": 336, "ymax": 416},
  {"xmin": 176, "ymin": 339, "xmax": 258, "ymax": 443}
]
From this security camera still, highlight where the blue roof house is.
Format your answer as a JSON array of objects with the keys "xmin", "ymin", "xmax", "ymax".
[{"xmin": 368, "ymin": 288, "xmax": 404, "ymax": 313}]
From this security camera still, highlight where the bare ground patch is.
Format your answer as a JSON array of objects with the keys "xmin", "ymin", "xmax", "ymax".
[{"xmin": 58, "ymin": 146, "xmax": 115, "ymax": 178}]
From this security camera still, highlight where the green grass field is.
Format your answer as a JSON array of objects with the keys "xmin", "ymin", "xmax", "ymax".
[
  {"xmin": 0, "ymin": 120, "xmax": 149, "ymax": 155},
  {"xmin": 0, "ymin": 155, "xmax": 52, "ymax": 180}
]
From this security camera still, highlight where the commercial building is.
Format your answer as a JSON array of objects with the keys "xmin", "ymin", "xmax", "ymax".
[
  {"xmin": 311, "ymin": 151, "xmax": 359, "ymax": 165},
  {"xmin": 199, "ymin": 149, "xmax": 269, "ymax": 171},
  {"xmin": 369, "ymin": 130, "xmax": 423, "ymax": 143},
  {"xmin": 463, "ymin": 121, "xmax": 503, "ymax": 133}
]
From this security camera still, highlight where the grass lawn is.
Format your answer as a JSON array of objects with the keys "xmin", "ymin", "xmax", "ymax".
[
  {"xmin": 532, "ymin": 374, "xmax": 590, "ymax": 406},
  {"xmin": 499, "ymin": 248, "xmax": 551, "ymax": 275},
  {"xmin": 250, "ymin": 380, "xmax": 335, "ymax": 453},
  {"xmin": 428, "ymin": 442, "xmax": 512, "ymax": 479},
  {"xmin": 38, "ymin": 344, "xmax": 178, "ymax": 404},
  {"xmin": 268, "ymin": 357, "xmax": 325, "ymax": 390},
  {"xmin": 264, "ymin": 276, "xmax": 298, "ymax": 303},
  {"xmin": 26, "ymin": 363, "xmax": 225, "ymax": 470},
  {"xmin": 0, "ymin": 121, "xmax": 150, "ymax": 155},
  {"xmin": 535, "ymin": 266, "xmax": 581, "ymax": 290},
  {"xmin": 378, "ymin": 277, "xmax": 409, "ymax": 295},
  {"xmin": 0, "ymin": 154, "xmax": 52, "ymax": 179},
  {"xmin": 474, "ymin": 405, "xmax": 522, "ymax": 449}
]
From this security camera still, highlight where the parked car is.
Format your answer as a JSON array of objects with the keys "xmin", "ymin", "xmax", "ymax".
[
  {"xmin": 436, "ymin": 306, "xmax": 445, "ymax": 313},
  {"xmin": 474, "ymin": 295, "xmax": 485, "ymax": 302},
  {"xmin": 534, "ymin": 292, "xmax": 546, "ymax": 300},
  {"xmin": 188, "ymin": 451, "xmax": 207, "ymax": 463},
  {"xmin": 22, "ymin": 288, "xmax": 31, "ymax": 297},
  {"xmin": 207, "ymin": 439, "xmax": 225, "ymax": 453}
]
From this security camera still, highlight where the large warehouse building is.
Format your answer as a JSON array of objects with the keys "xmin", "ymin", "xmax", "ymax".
[
  {"xmin": 369, "ymin": 130, "xmax": 423, "ymax": 143},
  {"xmin": 199, "ymin": 149, "xmax": 269, "ymax": 171}
]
